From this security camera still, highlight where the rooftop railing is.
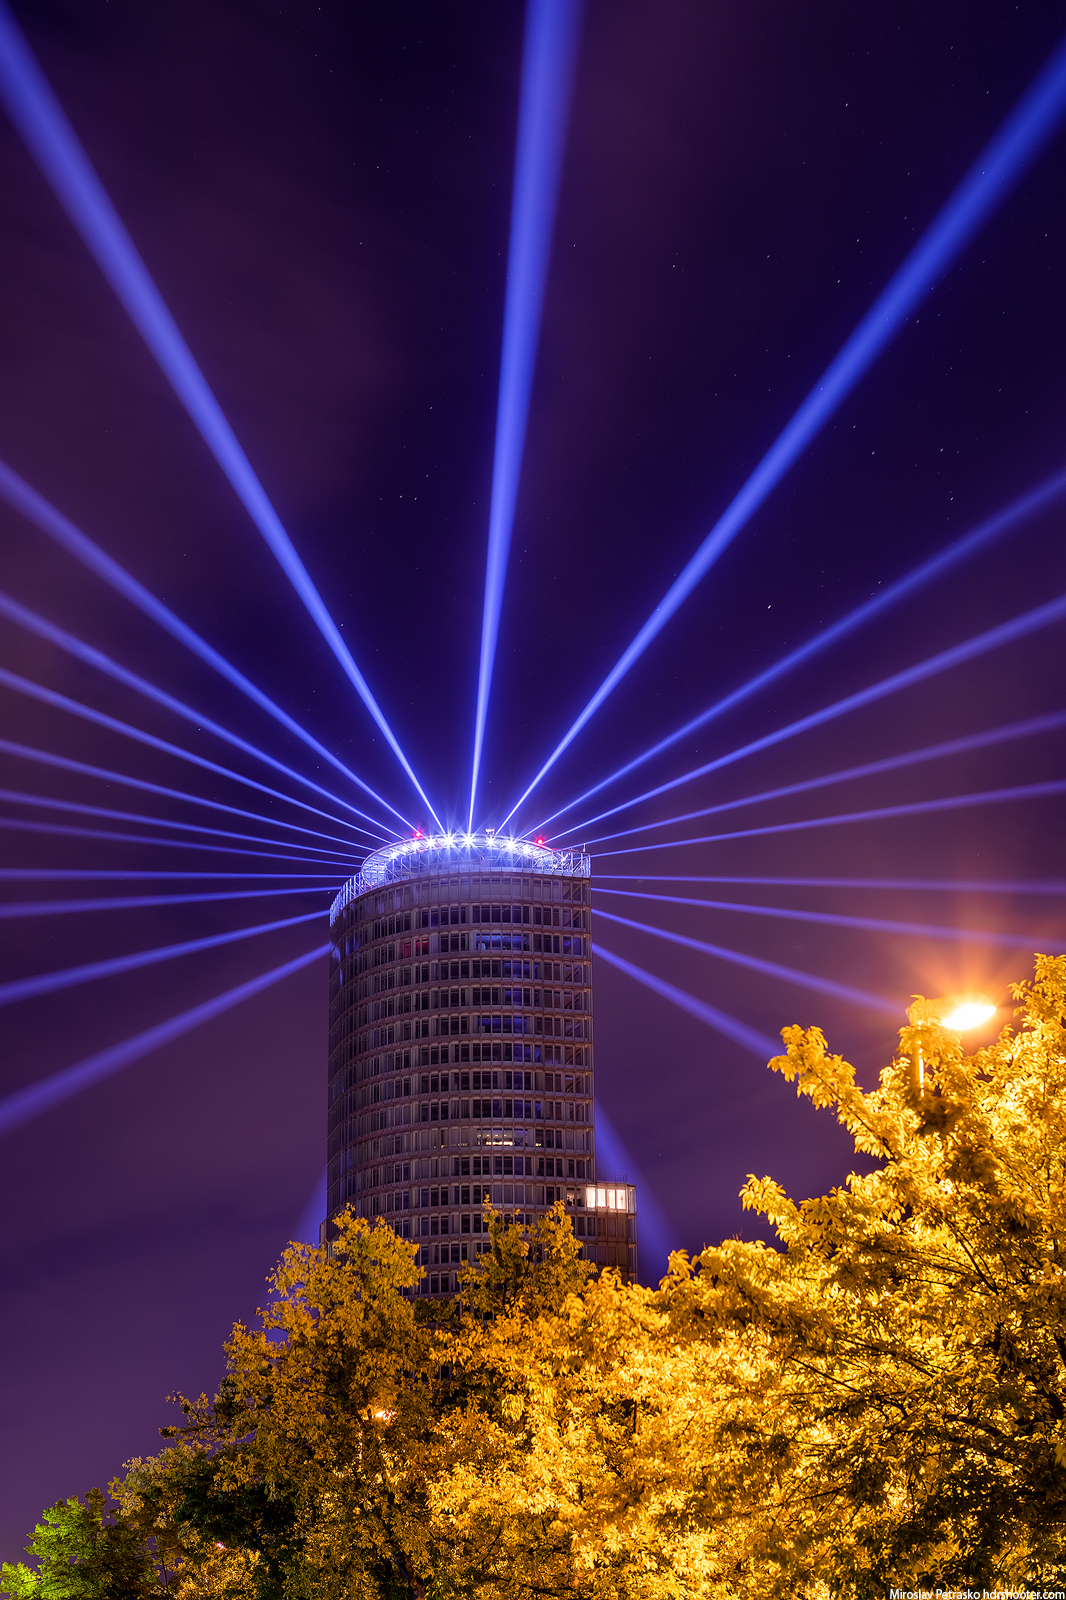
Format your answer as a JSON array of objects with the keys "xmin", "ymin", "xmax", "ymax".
[{"xmin": 329, "ymin": 831, "xmax": 591, "ymax": 923}]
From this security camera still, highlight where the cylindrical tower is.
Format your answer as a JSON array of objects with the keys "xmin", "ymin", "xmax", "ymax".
[{"xmin": 325, "ymin": 831, "xmax": 637, "ymax": 1294}]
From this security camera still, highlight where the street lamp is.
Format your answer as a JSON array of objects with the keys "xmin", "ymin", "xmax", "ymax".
[
  {"xmin": 905, "ymin": 992, "xmax": 996, "ymax": 1094},
  {"xmin": 939, "ymin": 997, "xmax": 996, "ymax": 1031}
]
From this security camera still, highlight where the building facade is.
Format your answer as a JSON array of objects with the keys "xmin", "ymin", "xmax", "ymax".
[{"xmin": 325, "ymin": 831, "xmax": 636, "ymax": 1293}]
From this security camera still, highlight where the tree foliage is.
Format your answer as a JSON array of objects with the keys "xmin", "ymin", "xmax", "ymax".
[
  {"xmin": 0, "ymin": 1489, "xmax": 166, "ymax": 1597},
  {"xmin": 6, "ymin": 955, "xmax": 1066, "ymax": 1597}
]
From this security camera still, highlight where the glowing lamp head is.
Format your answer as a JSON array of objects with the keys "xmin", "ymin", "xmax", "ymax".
[
  {"xmin": 941, "ymin": 998, "xmax": 996, "ymax": 1032},
  {"xmin": 908, "ymin": 993, "xmax": 996, "ymax": 1032}
]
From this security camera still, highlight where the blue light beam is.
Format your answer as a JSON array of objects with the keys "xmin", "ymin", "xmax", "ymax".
[
  {"xmin": 0, "ymin": 869, "xmax": 338, "ymax": 882},
  {"xmin": 0, "ymin": 885, "xmax": 331, "ymax": 921},
  {"xmin": 468, "ymin": 0, "xmax": 585, "ymax": 829},
  {"xmin": 0, "ymin": 812, "xmax": 344, "ymax": 864},
  {"xmin": 592, "ymin": 1102, "xmax": 677, "ymax": 1279},
  {"xmin": 0, "ymin": 906, "xmax": 326, "ymax": 1008},
  {"xmin": 0, "ymin": 13, "xmax": 440, "ymax": 826},
  {"xmin": 593, "ymin": 940, "xmax": 779, "ymax": 1060},
  {"xmin": 556, "ymin": 592, "xmax": 1066, "ymax": 838},
  {"xmin": 501, "ymin": 37, "xmax": 1066, "ymax": 827},
  {"xmin": 0, "ymin": 458, "xmax": 411, "ymax": 828},
  {"xmin": 595, "ymin": 888, "xmax": 1066, "ymax": 956},
  {"xmin": 0, "ymin": 787, "xmax": 355, "ymax": 862},
  {"xmin": 595, "ymin": 905, "xmax": 898, "ymax": 1013},
  {"xmin": 0, "ymin": 665, "xmax": 384, "ymax": 841},
  {"xmin": 591, "ymin": 777, "xmax": 1066, "ymax": 858},
  {"xmin": 0, "ymin": 588, "xmax": 395, "ymax": 842},
  {"xmin": 580, "ymin": 710, "xmax": 1066, "ymax": 848},
  {"xmin": 0, "ymin": 942, "xmax": 329, "ymax": 1138},
  {"xmin": 534, "ymin": 467, "xmax": 1066, "ymax": 831},
  {"xmin": 0, "ymin": 813, "xmax": 349, "ymax": 865},
  {"xmin": 0, "ymin": 737, "xmax": 381, "ymax": 852},
  {"xmin": 597, "ymin": 873, "xmax": 1066, "ymax": 897},
  {"xmin": 293, "ymin": 1169, "xmax": 329, "ymax": 1248}
]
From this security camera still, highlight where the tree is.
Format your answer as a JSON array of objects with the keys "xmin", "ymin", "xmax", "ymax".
[
  {"xmin": 425, "ymin": 956, "xmax": 1066, "ymax": 1594},
  {"xmin": 130, "ymin": 1204, "xmax": 594, "ymax": 1600},
  {"xmin": 128, "ymin": 1210, "xmax": 455, "ymax": 1599},
  {"xmin": 0, "ymin": 1489, "xmax": 167, "ymax": 1598},
  {"xmin": 681, "ymin": 951, "xmax": 1066, "ymax": 1590},
  {"xmin": 10, "ymin": 956, "xmax": 1066, "ymax": 1597}
]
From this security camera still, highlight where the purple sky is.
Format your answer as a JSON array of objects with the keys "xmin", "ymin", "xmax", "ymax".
[{"xmin": 2, "ymin": 0, "xmax": 1065, "ymax": 1560}]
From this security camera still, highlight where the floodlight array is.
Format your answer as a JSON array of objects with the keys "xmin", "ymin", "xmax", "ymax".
[
  {"xmin": 331, "ymin": 827, "xmax": 589, "ymax": 921},
  {"xmin": 1, "ymin": 0, "xmax": 1064, "ymax": 1210}
]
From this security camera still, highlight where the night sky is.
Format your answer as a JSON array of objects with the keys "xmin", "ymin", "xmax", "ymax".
[{"xmin": 2, "ymin": 0, "xmax": 1066, "ymax": 1560}]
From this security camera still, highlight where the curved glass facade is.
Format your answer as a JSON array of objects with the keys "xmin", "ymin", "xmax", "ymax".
[{"xmin": 325, "ymin": 832, "xmax": 637, "ymax": 1293}]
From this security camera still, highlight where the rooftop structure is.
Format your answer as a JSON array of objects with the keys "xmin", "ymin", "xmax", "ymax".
[{"xmin": 329, "ymin": 829, "xmax": 591, "ymax": 921}]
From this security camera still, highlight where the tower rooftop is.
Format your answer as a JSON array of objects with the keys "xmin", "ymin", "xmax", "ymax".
[{"xmin": 331, "ymin": 830, "xmax": 590, "ymax": 922}]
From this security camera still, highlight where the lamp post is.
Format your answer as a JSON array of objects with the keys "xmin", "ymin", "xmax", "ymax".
[{"xmin": 905, "ymin": 993, "xmax": 996, "ymax": 1094}]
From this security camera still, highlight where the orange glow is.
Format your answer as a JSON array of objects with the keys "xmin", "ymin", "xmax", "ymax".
[{"xmin": 941, "ymin": 998, "xmax": 996, "ymax": 1031}]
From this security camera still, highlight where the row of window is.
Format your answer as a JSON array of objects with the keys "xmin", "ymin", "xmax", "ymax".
[
  {"xmin": 358, "ymin": 1201, "xmax": 634, "ymax": 1241},
  {"xmin": 353, "ymin": 1008, "xmax": 592, "ymax": 1038},
  {"xmin": 384, "ymin": 986, "xmax": 589, "ymax": 1013},
  {"xmin": 359, "ymin": 1181, "xmax": 575, "ymax": 1224},
  {"xmin": 360, "ymin": 1154, "xmax": 582, "ymax": 1185},
  {"xmin": 326, "ymin": 1152, "xmax": 589, "ymax": 1215},
  {"xmin": 347, "ymin": 874, "xmax": 589, "ymax": 930},
  {"xmin": 337, "ymin": 933, "xmax": 585, "ymax": 987},
  {"xmin": 343, "ymin": 884, "xmax": 589, "ymax": 937},
  {"xmin": 338, "ymin": 1037, "xmax": 582, "ymax": 1069},
  {"xmin": 416, "ymin": 1042, "xmax": 584, "ymax": 1068},
  {"xmin": 338, "ymin": 1117, "xmax": 591, "ymax": 1160},
  {"xmin": 337, "ymin": 903, "xmax": 588, "ymax": 956},
  {"xmin": 355, "ymin": 1155, "xmax": 589, "ymax": 1194},
  {"xmin": 330, "ymin": 1153, "xmax": 580, "ymax": 1201},
  {"xmin": 327, "ymin": 1045, "xmax": 590, "ymax": 1114},
  {"xmin": 358, "ymin": 960, "xmax": 589, "ymax": 995},
  {"xmin": 448, "ymin": 959, "xmax": 581, "ymax": 982},
  {"xmin": 351, "ymin": 1069, "xmax": 590, "ymax": 1102},
  {"xmin": 335, "ymin": 1126, "xmax": 593, "ymax": 1186},
  {"xmin": 348, "ymin": 1096, "xmax": 591, "ymax": 1125}
]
